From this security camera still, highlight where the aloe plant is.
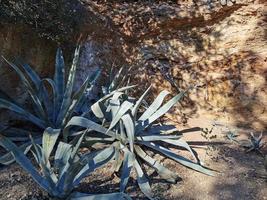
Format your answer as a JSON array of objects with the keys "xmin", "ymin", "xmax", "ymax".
[
  {"xmin": 0, "ymin": 128, "xmax": 131, "ymax": 200},
  {"xmin": 0, "ymin": 47, "xmax": 100, "ymax": 165},
  {"xmin": 64, "ymin": 86, "xmax": 213, "ymax": 199}
]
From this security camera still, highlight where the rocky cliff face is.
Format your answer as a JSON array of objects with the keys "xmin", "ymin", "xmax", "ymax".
[
  {"xmin": 0, "ymin": 0, "xmax": 266, "ymax": 130},
  {"xmin": 0, "ymin": 24, "xmax": 56, "ymax": 102}
]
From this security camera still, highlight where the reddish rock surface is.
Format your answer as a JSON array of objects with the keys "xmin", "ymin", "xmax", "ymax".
[{"xmin": 0, "ymin": 1, "xmax": 266, "ymax": 199}]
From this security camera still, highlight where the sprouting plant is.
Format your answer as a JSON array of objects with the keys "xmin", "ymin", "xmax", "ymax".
[
  {"xmin": 0, "ymin": 47, "xmax": 100, "ymax": 164},
  {"xmin": 0, "ymin": 128, "xmax": 131, "ymax": 200},
  {"xmin": 226, "ymin": 130, "xmax": 239, "ymax": 143},
  {"xmin": 241, "ymin": 132, "xmax": 264, "ymax": 155},
  {"xmin": 201, "ymin": 125, "xmax": 219, "ymax": 159},
  {"xmin": 201, "ymin": 126, "xmax": 216, "ymax": 141},
  {"xmin": 64, "ymin": 86, "xmax": 213, "ymax": 200}
]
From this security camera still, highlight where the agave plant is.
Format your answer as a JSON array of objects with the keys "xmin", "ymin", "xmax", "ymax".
[
  {"xmin": 64, "ymin": 86, "xmax": 213, "ymax": 199},
  {"xmin": 102, "ymin": 66, "xmax": 132, "ymax": 96},
  {"xmin": 0, "ymin": 47, "xmax": 100, "ymax": 164},
  {"xmin": 0, "ymin": 128, "xmax": 131, "ymax": 200},
  {"xmin": 226, "ymin": 129, "xmax": 239, "ymax": 143},
  {"xmin": 0, "ymin": 46, "xmax": 100, "ymax": 130},
  {"xmin": 240, "ymin": 132, "xmax": 264, "ymax": 155}
]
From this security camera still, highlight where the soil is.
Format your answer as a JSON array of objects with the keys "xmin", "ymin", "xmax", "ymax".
[{"xmin": 0, "ymin": 116, "xmax": 266, "ymax": 200}]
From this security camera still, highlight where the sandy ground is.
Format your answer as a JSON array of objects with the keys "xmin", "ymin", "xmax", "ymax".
[{"xmin": 0, "ymin": 116, "xmax": 266, "ymax": 200}]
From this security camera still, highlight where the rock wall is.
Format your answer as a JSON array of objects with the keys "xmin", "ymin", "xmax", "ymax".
[
  {"xmin": 0, "ymin": 0, "xmax": 266, "ymax": 130},
  {"xmin": 0, "ymin": 24, "xmax": 56, "ymax": 101}
]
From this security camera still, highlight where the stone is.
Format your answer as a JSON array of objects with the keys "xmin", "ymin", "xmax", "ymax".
[{"xmin": 0, "ymin": 0, "xmax": 266, "ymax": 130}]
